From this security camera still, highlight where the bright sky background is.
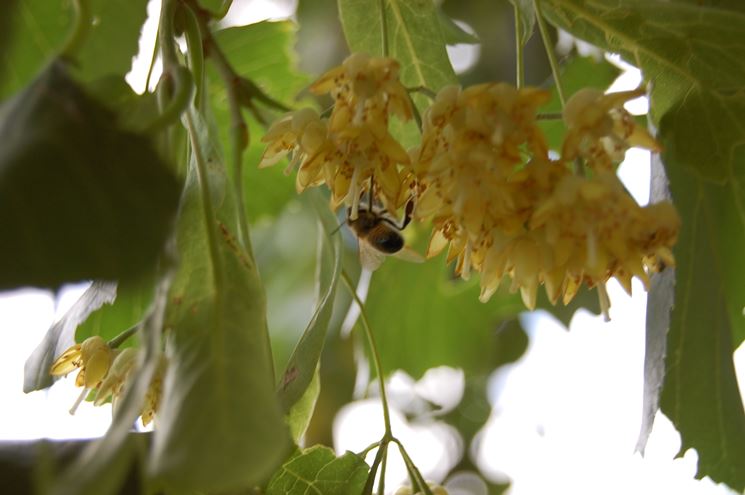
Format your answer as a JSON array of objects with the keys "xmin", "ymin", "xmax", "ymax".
[{"xmin": 1, "ymin": 2, "xmax": 743, "ymax": 495}]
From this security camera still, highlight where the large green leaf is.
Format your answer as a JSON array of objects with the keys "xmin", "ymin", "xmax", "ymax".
[
  {"xmin": 207, "ymin": 21, "xmax": 309, "ymax": 221},
  {"xmin": 539, "ymin": 0, "xmax": 745, "ymax": 489},
  {"xmin": 660, "ymin": 153, "xmax": 745, "ymax": 490},
  {"xmin": 364, "ymin": 247, "xmax": 525, "ymax": 378},
  {"xmin": 1, "ymin": 0, "xmax": 148, "ymax": 99},
  {"xmin": 149, "ymin": 109, "xmax": 289, "ymax": 492},
  {"xmin": 0, "ymin": 62, "xmax": 181, "ymax": 290},
  {"xmin": 338, "ymin": 0, "xmax": 457, "ymax": 92},
  {"xmin": 266, "ymin": 446, "xmax": 369, "ymax": 495},
  {"xmin": 23, "ymin": 282, "xmax": 116, "ymax": 393}
]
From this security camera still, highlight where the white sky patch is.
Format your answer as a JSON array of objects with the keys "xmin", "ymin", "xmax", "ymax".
[{"xmin": 446, "ymin": 20, "xmax": 480, "ymax": 75}]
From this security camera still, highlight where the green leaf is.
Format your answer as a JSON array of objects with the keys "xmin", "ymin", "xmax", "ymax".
[
  {"xmin": 266, "ymin": 446, "xmax": 369, "ymax": 495},
  {"xmin": 660, "ymin": 151, "xmax": 745, "ymax": 491},
  {"xmin": 0, "ymin": 61, "xmax": 181, "ymax": 290},
  {"xmin": 278, "ymin": 190, "xmax": 343, "ymax": 412},
  {"xmin": 508, "ymin": 0, "xmax": 536, "ymax": 46},
  {"xmin": 74, "ymin": 0, "xmax": 149, "ymax": 82},
  {"xmin": 288, "ymin": 366, "xmax": 321, "ymax": 443},
  {"xmin": 207, "ymin": 21, "xmax": 309, "ymax": 221},
  {"xmin": 149, "ymin": 109, "xmax": 289, "ymax": 493},
  {"xmin": 539, "ymin": 0, "xmax": 745, "ymax": 183},
  {"xmin": 1, "ymin": 0, "xmax": 148, "ymax": 99},
  {"xmin": 538, "ymin": 54, "xmax": 620, "ymax": 151},
  {"xmin": 364, "ymin": 245, "xmax": 525, "ymax": 378},
  {"xmin": 23, "ymin": 282, "xmax": 116, "ymax": 393},
  {"xmin": 437, "ymin": 8, "xmax": 479, "ymax": 45},
  {"xmin": 338, "ymin": 0, "xmax": 458, "ymax": 92}
]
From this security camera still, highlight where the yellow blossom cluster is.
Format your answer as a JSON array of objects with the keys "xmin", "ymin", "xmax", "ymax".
[
  {"xmin": 260, "ymin": 52, "xmax": 414, "ymax": 216},
  {"xmin": 50, "ymin": 337, "xmax": 165, "ymax": 426},
  {"xmin": 260, "ymin": 53, "xmax": 680, "ymax": 318}
]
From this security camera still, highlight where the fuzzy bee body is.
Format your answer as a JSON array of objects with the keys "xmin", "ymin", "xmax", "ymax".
[{"xmin": 347, "ymin": 201, "xmax": 422, "ymax": 271}]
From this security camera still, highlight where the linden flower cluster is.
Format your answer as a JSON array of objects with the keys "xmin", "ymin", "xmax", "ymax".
[
  {"xmin": 261, "ymin": 53, "xmax": 680, "ymax": 318},
  {"xmin": 260, "ymin": 52, "xmax": 414, "ymax": 216},
  {"xmin": 50, "ymin": 338, "xmax": 165, "ymax": 426},
  {"xmin": 414, "ymin": 84, "xmax": 679, "ymax": 317}
]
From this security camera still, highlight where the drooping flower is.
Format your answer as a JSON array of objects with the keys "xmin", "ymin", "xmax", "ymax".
[
  {"xmin": 529, "ymin": 171, "xmax": 680, "ymax": 316},
  {"xmin": 50, "ymin": 335, "xmax": 113, "ymax": 388},
  {"xmin": 260, "ymin": 53, "xmax": 414, "ymax": 215},
  {"xmin": 94, "ymin": 348, "xmax": 167, "ymax": 426},
  {"xmin": 561, "ymin": 87, "xmax": 661, "ymax": 170}
]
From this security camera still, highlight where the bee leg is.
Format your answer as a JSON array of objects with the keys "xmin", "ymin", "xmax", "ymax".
[
  {"xmin": 399, "ymin": 198, "xmax": 415, "ymax": 229},
  {"xmin": 367, "ymin": 176, "xmax": 375, "ymax": 208}
]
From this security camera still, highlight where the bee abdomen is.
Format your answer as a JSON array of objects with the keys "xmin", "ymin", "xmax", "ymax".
[{"xmin": 371, "ymin": 231, "xmax": 404, "ymax": 253}]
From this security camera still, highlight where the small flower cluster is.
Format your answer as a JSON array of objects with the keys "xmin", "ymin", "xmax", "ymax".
[
  {"xmin": 261, "ymin": 53, "xmax": 680, "ymax": 318},
  {"xmin": 50, "ymin": 336, "xmax": 165, "ymax": 426},
  {"xmin": 261, "ymin": 53, "xmax": 414, "ymax": 216}
]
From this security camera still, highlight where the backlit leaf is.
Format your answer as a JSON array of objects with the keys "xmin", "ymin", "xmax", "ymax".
[
  {"xmin": 1, "ymin": 0, "xmax": 148, "ymax": 98},
  {"xmin": 266, "ymin": 446, "xmax": 369, "ymax": 495},
  {"xmin": 338, "ymin": 0, "xmax": 457, "ymax": 93}
]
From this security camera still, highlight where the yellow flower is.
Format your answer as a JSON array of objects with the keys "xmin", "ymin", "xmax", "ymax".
[
  {"xmin": 561, "ymin": 87, "xmax": 661, "ymax": 170},
  {"xmin": 413, "ymin": 83, "xmax": 559, "ymax": 306},
  {"xmin": 50, "ymin": 335, "xmax": 113, "ymax": 388},
  {"xmin": 94, "ymin": 348, "xmax": 167, "ymax": 427},
  {"xmin": 529, "ymin": 172, "xmax": 679, "ymax": 317},
  {"xmin": 261, "ymin": 53, "xmax": 414, "ymax": 215}
]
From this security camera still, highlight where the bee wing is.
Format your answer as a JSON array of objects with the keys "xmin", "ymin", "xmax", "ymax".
[
  {"xmin": 358, "ymin": 240, "xmax": 387, "ymax": 272},
  {"xmin": 392, "ymin": 246, "xmax": 425, "ymax": 264}
]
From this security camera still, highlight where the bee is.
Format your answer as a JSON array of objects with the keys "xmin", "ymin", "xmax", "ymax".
[{"xmin": 348, "ymin": 199, "xmax": 424, "ymax": 271}]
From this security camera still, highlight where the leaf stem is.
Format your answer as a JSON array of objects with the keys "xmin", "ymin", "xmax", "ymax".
[
  {"xmin": 377, "ymin": 442, "xmax": 389, "ymax": 495},
  {"xmin": 406, "ymin": 85, "xmax": 437, "ymax": 100},
  {"xmin": 379, "ymin": 0, "xmax": 389, "ymax": 57},
  {"xmin": 196, "ymin": 9, "xmax": 253, "ymax": 251},
  {"xmin": 513, "ymin": 4, "xmax": 525, "ymax": 88},
  {"xmin": 392, "ymin": 438, "xmax": 433, "ymax": 495},
  {"xmin": 362, "ymin": 441, "xmax": 387, "ymax": 495},
  {"xmin": 341, "ymin": 270, "xmax": 392, "ymax": 436},
  {"xmin": 185, "ymin": 110, "xmax": 226, "ymax": 291},
  {"xmin": 144, "ymin": 26, "xmax": 161, "ymax": 93},
  {"xmin": 107, "ymin": 324, "xmax": 141, "ymax": 349},
  {"xmin": 534, "ymin": 0, "xmax": 565, "ymax": 106},
  {"xmin": 182, "ymin": 4, "xmax": 205, "ymax": 108},
  {"xmin": 61, "ymin": 0, "xmax": 92, "ymax": 61},
  {"xmin": 144, "ymin": 65, "xmax": 194, "ymax": 133}
]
